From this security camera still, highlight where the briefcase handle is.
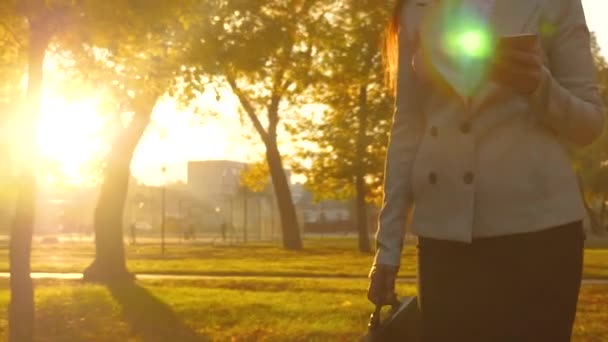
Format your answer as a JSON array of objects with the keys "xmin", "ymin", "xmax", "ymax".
[{"xmin": 368, "ymin": 297, "xmax": 402, "ymax": 331}]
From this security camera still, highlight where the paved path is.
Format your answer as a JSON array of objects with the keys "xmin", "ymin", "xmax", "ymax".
[{"xmin": 0, "ymin": 272, "xmax": 606, "ymax": 285}]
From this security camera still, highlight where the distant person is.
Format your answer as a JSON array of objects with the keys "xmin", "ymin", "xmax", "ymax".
[
  {"xmin": 220, "ymin": 222, "xmax": 227, "ymax": 242},
  {"xmin": 185, "ymin": 223, "xmax": 196, "ymax": 241},
  {"xmin": 78, "ymin": 223, "xmax": 85, "ymax": 241},
  {"xmin": 367, "ymin": 0, "xmax": 604, "ymax": 341},
  {"xmin": 130, "ymin": 222, "xmax": 136, "ymax": 245}
]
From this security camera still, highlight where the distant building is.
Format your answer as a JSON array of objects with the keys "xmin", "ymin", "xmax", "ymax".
[
  {"xmin": 187, "ymin": 160, "xmax": 280, "ymax": 240},
  {"xmin": 35, "ymin": 184, "xmax": 98, "ymax": 235},
  {"xmin": 187, "ymin": 160, "xmax": 246, "ymax": 201},
  {"xmin": 126, "ymin": 181, "xmax": 208, "ymax": 232},
  {"xmin": 125, "ymin": 160, "xmax": 365, "ymax": 240}
]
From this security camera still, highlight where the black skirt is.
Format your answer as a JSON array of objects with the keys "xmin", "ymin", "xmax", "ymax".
[{"xmin": 417, "ymin": 221, "xmax": 584, "ymax": 342}]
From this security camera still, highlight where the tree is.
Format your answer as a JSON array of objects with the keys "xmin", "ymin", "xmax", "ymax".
[
  {"xmin": 291, "ymin": 0, "xmax": 393, "ymax": 253},
  {"xmin": 240, "ymin": 161, "xmax": 276, "ymax": 241},
  {"xmin": 0, "ymin": 1, "xmax": 25, "ymax": 227},
  {"xmin": 573, "ymin": 33, "xmax": 608, "ymax": 235},
  {"xmin": 0, "ymin": 4, "xmax": 25, "ymax": 339},
  {"xmin": 240, "ymin": 161, "xmax": 271, "ymax": 194},
  {"xmin": 187, "ymin": 0, "xmax": 335, "ymax": 250},
  {"xmin": 2, "ymin": 0, "xmax": 91, "ymax": 337},
  {"xmin": 5, "ymin": 0, "xmax": 56, "ymax": 339},
  {"xmin": 57, "ymin": 0, "xmax": 195, "ymax": 282}
]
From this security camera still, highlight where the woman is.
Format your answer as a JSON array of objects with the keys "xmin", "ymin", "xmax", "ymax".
[{"xmin": 367, "ymin": 0, "xmax": 604, "ymax": 341}]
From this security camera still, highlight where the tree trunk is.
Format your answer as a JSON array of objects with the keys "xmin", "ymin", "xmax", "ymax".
[
  {"xmin": 10, "ymin": 175, "xmax": 36, "ymax": 342},
  {"xmin": 83, "ymin": 102, "xmax": 155, "ymax": 283},
  {"xmin": 243, "ymin": 189, "xmax": 248, "ymax": 243},
  {"xmin": 354, "ymin": 84, "xmax": 372, "ymax": 253},
  {"xmin": 582, "ymin": 195, "xmax": 602, "ymax": 235},
  {"xmin": 265, "ymin": 140, "xmax": 302, "ymax": 250},
  {"xmin": 600, "ymin": 193, "xmax": 608, "ymax": 231},
  {"xmin": 577, "ymin": 173, "xmax": 602, "ymax": 235},
  {"xmin": 355, "ymin": 176, "xmax": 372, "ymax": 253},
  {"xmin": 160, "ymin": 184, "xmax": 166, "ymax": 256},
  {"xmin": 9, "ymin": 16, "xmax": 50, "ymax": 342},
  {"xmin": 225, "ymin": 76, "xmax": 302, "ymax": 249}
]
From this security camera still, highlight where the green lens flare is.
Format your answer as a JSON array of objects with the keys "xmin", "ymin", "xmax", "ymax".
[
  {"xmin": 457, "ymin": 30, "xmax": 490, "ymax": 58},
  {"xmin": 421, "ymin": 1, "xmax": 498, "ymax": 96},
  {"xmin": 445, "ymin": 27, "xmax": 493, "ymax": 59}
]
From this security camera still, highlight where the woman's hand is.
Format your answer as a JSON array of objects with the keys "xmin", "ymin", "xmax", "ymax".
[
  {"xmin": 491, "ymin": 44, "xmax": 544, "ymax": 95},
  {"xmin": 367, "ymin": 264, "xmax": 399, "ymax": 306}
]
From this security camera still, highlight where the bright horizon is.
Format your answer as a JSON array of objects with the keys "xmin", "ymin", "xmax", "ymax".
[{"xmin": 36, "ymin": 1, "xmax": 608, "ymax": 187}]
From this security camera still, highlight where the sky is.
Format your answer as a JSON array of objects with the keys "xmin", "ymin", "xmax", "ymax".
[
  {"xmin": 36, "ymin": 1, "xmax": 608, "ymax": 187},
  {"xmin": 583, "ymin": 0, "xmax": 608, "ymax": 55}
]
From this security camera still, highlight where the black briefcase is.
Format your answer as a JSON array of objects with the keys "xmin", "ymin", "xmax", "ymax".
[{"xmin": 361, "ymin": 296, "xmax": 421, "ymax": 342}]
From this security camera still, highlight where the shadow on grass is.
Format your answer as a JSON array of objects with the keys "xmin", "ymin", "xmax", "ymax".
[{"xmin": 108, "ymin": 283, "xmax": 209, "ymax": 342}]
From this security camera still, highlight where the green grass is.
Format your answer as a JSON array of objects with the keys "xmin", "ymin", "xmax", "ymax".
[
  {"xmin": 0, "ymin": 278, "xmax": 606, "ymax": 341},
  {"xmin": 582, "ymin": 248, "xmax": 608, "ymax": 279},
  {"xmin": 0, "ymin": 238, "xmax": 606, "ymax": 278}
]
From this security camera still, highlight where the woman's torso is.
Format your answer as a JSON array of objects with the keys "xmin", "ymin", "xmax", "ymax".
[{"xmin": 401, "ymin": 0, "xmax": 586, "ymax": 241}]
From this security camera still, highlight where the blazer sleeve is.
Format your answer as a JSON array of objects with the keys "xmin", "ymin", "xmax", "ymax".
[
  {"xmin": 528, "ymin": 0, "xmax": 605, "ymax": 146},
  {"xmin": 373, "ymin": 26, "xmax": 426, "ymax": 267}
]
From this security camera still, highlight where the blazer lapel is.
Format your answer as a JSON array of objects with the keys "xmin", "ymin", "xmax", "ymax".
[{"xmin": 468, "ymin": 0, "xmax": 541, "ymax": 116}]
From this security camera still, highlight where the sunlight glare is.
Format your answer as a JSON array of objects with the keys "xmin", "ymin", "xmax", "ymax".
[{"xmin": 37, "ymin": 95, "xmax": 107, "ymax": 184}]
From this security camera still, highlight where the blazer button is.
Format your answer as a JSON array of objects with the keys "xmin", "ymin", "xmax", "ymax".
[
  {"xmin": 430, "ymin": 126, "xmax": 439, "ymax": 138},
  {"xmin": 460, "ymin": 122, "xmax": 472, "ymax": 134},
  {"xmin": 428, "ymin": 172, "xmax": 438, "ymax": 184},
  {"xmin": 463, "ymin": 172, "xmax": 475, "ymax": 185}
]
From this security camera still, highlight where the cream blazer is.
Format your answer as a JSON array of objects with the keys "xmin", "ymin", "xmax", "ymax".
[{"xmin": 374, "ymin": 0, "xmax": 605, "ymax": 266}]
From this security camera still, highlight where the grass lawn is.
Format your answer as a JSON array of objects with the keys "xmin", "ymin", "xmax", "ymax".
[
  {"xmin": 0, "ymin": 238, "xmax": 606, "ymax": 279},
  {"xmin": 0, "ymin": 278, "xmax": 605, "ymax": 341}
]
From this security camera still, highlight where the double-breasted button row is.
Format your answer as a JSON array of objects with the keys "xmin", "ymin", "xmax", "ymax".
[
  {"xmin": 463, "ymin": 171, "xmax": 475, "ymax": 185},
  {"xmin": 427, "ymin": 171, "xmax": 475, "ymax": 185},
  {"xmin": 460, "ymin": 121, "xmax": 472, "ymax": 134},
  {"xmin": 428, "ymin": 172, "xmax": 438, "ymax": 184},
  {"xmin": 429, "ymin": 122, "xmax": 472, "ymax": 137},
  {"xmin": 430, "ymin": 126, "xmax": 439, "ymax": 137}
]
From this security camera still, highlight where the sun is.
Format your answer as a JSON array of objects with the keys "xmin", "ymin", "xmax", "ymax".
[{"xmin": 36, "ymin": 95, "xmax": 107, "ymax": 184}]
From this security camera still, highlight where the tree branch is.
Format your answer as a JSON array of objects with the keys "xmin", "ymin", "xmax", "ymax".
[
  {"xmin": 267, "ymin": 93, "xmax": 281, "ymax": 139},
  {"xmin": 0, "ymin": 21, "xmax": 24, "ymax": 49},
  {"xmin": 226, "ymin": 73, "xmax": 270, "ymax": 145}
]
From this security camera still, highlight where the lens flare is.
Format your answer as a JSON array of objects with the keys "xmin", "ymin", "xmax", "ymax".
[
  {"xmin": 421, "ymin": 1, "xmax": 498, "ymax": 97},
  {"xmin": 455, "ymin": 29, "xmax": 492, "ymax": 58}
]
